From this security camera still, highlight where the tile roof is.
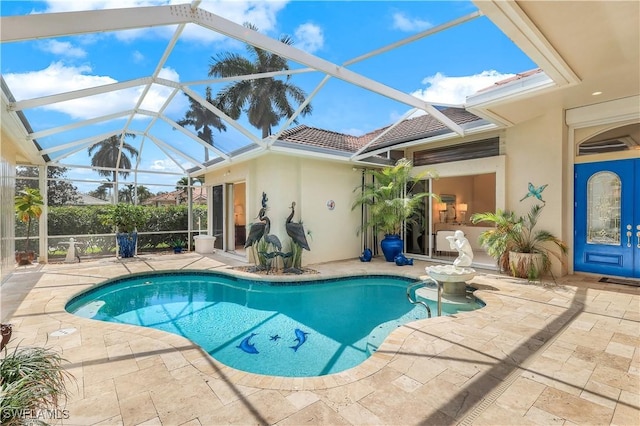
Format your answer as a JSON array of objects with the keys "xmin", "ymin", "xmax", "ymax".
[
  {"xmin": 276, "ymin": 107, "xmax": 485, "ymax": 155},
  {"xmin": 278, "ymin": 126, "xmax": 362, "ymax": 153},
  {"xmin": 476, "ymin": 68, "xmax": 543, "ymax": 93},
  {"xmin": 142, "ymin": 187, "xmax": 207, "ymax": 205}
]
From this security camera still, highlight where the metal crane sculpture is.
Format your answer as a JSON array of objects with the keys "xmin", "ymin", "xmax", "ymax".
[
  {"xmin": 283, "ymin": 201, "xmax": 310, "ymax": 274},
  {"xmin": 244, "ymin": 192, "xmax": 283, "ymax": 271},
  {"xmin": 244, "ymin": 206, "xmax": 266, "ymax": 249},
  {"xmin": 244, "ymin": 192, "xmax": 270, "ymax": 269},
  {"xmin": 263, "ymin": 214, "xmax": 282, "ymax": 251},
  {"xmin": 285, "ymin": 202, "xmax": 310, "ymax": 250}
]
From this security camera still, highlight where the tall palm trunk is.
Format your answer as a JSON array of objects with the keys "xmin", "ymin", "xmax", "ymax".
[{"xmin": 25, "ymin": 216, "xmax": 32, "ymax": 253}]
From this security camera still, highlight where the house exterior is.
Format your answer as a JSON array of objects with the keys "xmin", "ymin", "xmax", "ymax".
[
  {"xmin": 1, "ymin": 1, "xmax": 638, "ymax": 282},
  {"xmin": 202, "ymin": 1, "xmax": 639, "ymax": 278},
  {"xmin": 142, "ymin": 187, "xmax": 207, "ymax": 207}
]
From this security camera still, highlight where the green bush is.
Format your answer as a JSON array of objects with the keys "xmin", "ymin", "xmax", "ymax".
[
  {"xmin": 1, "ymin": 344, "xmax": 75, "ymax": 425},
  {"xmin": 42, "ymin": 205, "xmax": 208, "ymax": 259}
]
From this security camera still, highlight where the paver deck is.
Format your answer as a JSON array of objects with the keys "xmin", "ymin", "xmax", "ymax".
[{"xmin": 2, "ymin": 252, "xmax": 638, "ymax": 425}]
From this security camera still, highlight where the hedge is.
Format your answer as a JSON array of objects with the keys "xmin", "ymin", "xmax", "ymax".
[{"xmin": 15, "ymin": 204, "xmax": 208, "ymax": 259}]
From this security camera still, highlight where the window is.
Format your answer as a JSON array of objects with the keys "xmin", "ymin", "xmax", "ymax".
[
  {"xmin": 587, "ymin": 171, "xmax": 621, "ymax": 245},
  {"xmin": 413, "ymin": 138, "xmax": 498, "ymax": 166}
]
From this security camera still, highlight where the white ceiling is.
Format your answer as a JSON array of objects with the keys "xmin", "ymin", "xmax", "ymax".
[{"xmin": 470, "ymin": 0, "xmax": 640, "ymax": 126}]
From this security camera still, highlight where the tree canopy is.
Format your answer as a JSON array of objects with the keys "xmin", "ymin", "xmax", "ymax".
[{"xmin": 209, "ymin": 23, "xmax": 312, "ymax": 139}]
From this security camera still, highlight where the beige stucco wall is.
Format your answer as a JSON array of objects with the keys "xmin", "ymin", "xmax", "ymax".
[
  {"xmin": 205, "ymin": 153, "xmax": 362, "ymax": 265},
  {"xmin": 1, "ymin": 129, "xmax": 18, "ymax": 283},
  {"xmin": 203, "ymin": 111, "xmax": 571, "ymax": 275},
  {"xmin": 504, "ymin": 107, "xmax": 568, "ymax": 276}
]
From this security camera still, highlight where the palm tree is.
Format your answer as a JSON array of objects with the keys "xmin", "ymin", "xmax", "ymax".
[
  {"xmin": 14, "ymin": 188, "xmax": 43, "ymax": 263},
  {"xmin": 175, "ymin": 176, "xmax": 204, "ymax": 205},
  {"xmin": 88, "ymin": 133, "xmax": 138, "ymax": 202},
  {"xmin": 177, "ymin": 87, "xmax": 226, "ymax": 162},
  {"xmin": 209, "ymin": 23, "xmax": 313, "ymax": 139}
]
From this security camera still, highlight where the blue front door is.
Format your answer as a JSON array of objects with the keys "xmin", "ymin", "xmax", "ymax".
[{"xmin": 575, "ymin": 159, "xmax": 640, "ymax": 278}]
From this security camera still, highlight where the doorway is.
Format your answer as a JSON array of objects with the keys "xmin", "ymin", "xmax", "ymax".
[
  {"xmin": 211, "ymin": 182, "xmax": 247, "ymax": 254},
  {"xmin": 574, "ymin": 159, "xmax": 639, "ymax": 278},
  {"xmin": 405, "ymin": 173, "xmax": 496, "ymax": 268},
  {"xmin": 231, "ymin": 182, "xmax": 246, "ymax": 254},
  {"xmin": 211, "ymin": 185, "xmax": 224, "ymax": 250}
]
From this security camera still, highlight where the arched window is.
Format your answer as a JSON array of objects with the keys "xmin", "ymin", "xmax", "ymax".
[
  {"xmin": 577, "ymin": 123, "xmax": 639, "ymax": 156},
  {"xmin": 587, "ymin": 172, "xmax": 621, "ymax": 245}
]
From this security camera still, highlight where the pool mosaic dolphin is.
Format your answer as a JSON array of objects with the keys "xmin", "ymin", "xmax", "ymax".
[
  {"xmin": 290, "ymin": 328, "xmax": 309, "ymax": 352},
  {"xmin": 237, "ymin": 333, "xmax": 259, "ymax": 354}
]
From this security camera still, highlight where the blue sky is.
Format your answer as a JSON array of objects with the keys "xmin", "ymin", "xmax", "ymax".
[{"xmin": 1, "ymin": 0, "xmax": 536, "ymax": 193}]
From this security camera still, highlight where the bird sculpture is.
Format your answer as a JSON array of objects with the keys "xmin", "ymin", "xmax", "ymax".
[
  {"xmin": 263, "ymin": 214, "xmax": 282, "ymax": 251},
  {"xmin": 520, "ymin": 182, "xmax": 548, "ymax": 203},
  {"xmin": 244, "ymin": 207, "xmax": 266, "ymax": 249},
  {"xmin": 285, "ymin": 202, "xmax": 310, "ymax": 251}
]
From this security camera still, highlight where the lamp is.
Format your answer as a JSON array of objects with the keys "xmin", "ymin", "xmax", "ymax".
[
  {"xmin": 458, "ymin": 203, "xmax": 468, "ymax": 223},
  {"xmin": 436, "ymin": 202, "xmax": 447, "ymax": 223},
  {"xmin": 234, "ymin": 204, "xmax": 244, "ymax": 225}
]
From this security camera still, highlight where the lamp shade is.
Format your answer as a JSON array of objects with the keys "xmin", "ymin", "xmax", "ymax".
[
  {"xmin": 458, "ymin": 203, "xmax": 468, "ymax": 212},
  {"xmin": 436, "ymin": 202, "xmax": 447, "ymax": 211}
]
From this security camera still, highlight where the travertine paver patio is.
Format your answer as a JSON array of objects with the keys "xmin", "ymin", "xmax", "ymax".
[{"xmin": 2, "ymin": 252, "xmax": 638, "ymax": 425}]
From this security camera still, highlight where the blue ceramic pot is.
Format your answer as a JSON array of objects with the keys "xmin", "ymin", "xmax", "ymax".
[
  {"xmin": 380, "ymin": 234, "xmax": 403, "ymax": 262},
  {"xmin": 116, "ymin": 232, "xmax": 138, "ymax": 258}
]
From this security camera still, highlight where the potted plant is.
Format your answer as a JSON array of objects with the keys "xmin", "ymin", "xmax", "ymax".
[
  {"xmin": 471, "ymin": 203, "xmax": 567, "ymax": 280},
  {"xmin": 1, "ymin": 330, "xmax": 75, "ymax": 424},
  {"xmin": 99, "ymin": 203, "xmax": 151, "ymax": 258},
  {"xmin": 14, "ymin": 188, "xmax": 43, "ymax": 265},
  {"xmin": 352, "ymin": 158, "xmax": 436, "ymax": 261},
  {"xmin": 171, "ymin": 238, "xmax": 186, "ymax": 254}
]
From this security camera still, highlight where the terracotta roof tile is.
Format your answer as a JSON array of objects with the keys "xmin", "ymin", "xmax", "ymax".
[
  {"xmin": 278, "ymin": 125, "xmax": 362, "ymax": 153},
  {"xmin": 476, "ymin": 68, "xmax": 543, "ymax": 93},
  {"xmin": 142, "ymin": 187, "xmax": 206, "ymax": 205},
  {"xmin": 276, "ymin": 107, "xmax": 484, "ymax": 154}
]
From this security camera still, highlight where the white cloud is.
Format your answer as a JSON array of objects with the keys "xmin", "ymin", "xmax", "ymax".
[
  {"xmin": 340, "ymin": 127, "xmax": 365, "ymax": 137},
  {"xmin": 38, "ymin": 40, "xmax": 87, "ymax": 58},
  {"xmin": 148, "ymin": 158, "xmax": 181, "ymax": 172},
  {"xmin": 411, "ymin": 70, "xmax": 516, "ymax": 105},
  {"xmin": 39, "ymin": 0, "xmax": 288, "ymax": 44},
  {"xmin": 4, "ymin": 62, "xmax": 115, "ymax": 100},
  {"xmin": 4, "ymin": 62, "xmax": 186, "ymax": 120},
  {"xmin": 294, "ymin": 22, "xmax": 323, "ymax": 53},
  {"xmin": 40, "ymin": 0, "xmax": 160, "ymax": 13},
  {"xmin": 392, "ymin": 12, "xmax": 432, "ymax": 32},
  {"xmin": 132, "ymin": 50, "xmax": 145, "ymax": 63}
]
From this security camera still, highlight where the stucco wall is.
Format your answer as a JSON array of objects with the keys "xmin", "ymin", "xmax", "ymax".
[
  {"xmin": 205, "ymin": 153, "xmax": 362, "ymax": 265},
  {"xmin": 1, "ymin": 129, "xmax": 17, "ymax": 283},
  {"xmin": 504, "ymin": 107, "xmax": 568, "ymax": 276}
]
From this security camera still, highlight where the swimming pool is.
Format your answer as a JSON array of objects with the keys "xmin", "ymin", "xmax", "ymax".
[{"xmin": 66, "ymin": 271, "xmax": 482, "ymax": 377}]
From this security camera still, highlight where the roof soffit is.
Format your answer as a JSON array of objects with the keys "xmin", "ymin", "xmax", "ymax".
[{"xmin": 470, "ymin": 1, "xmax": 639, "ymax": 126}]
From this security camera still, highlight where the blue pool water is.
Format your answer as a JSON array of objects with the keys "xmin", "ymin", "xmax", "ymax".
[{"xmin": 66, "ymin": 272, "xmax": 482, "ymax": 377}]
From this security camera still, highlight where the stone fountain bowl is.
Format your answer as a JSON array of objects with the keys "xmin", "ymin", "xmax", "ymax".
[
  {"xmin": 425, "ymin": 265, "xmax": 477, "ymax": 296},
  {"xmin": 425, "ymin": 265, "xmax": 476, "ymax": 283}
]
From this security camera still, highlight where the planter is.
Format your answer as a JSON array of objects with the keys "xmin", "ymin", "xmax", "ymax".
[
  {"xmin": 509, "ymin": 251, "xmax": 544, "ymax": 279},
  {"xmin": 380, "ymin": 234, "xmax": 403, "ymax": 262},
  {"xmin": 116, "ymin": 232, "xmax": 138, "ymax": 258},
  {"xmin": 15, "ymin": 251, "xmax": 36, "ymax": 265},
  {"xmin": 173, "ymin": 247, "xmax": 183, "ymax": 254},
  {"xmin": 194, "ymin": 235, "xmax": 216, "ymax": 254}
]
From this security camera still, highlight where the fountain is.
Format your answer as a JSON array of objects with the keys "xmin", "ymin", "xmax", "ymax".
[{"xmin": 425, "ymin": 230, "xmax": 476, "ymax": 297}]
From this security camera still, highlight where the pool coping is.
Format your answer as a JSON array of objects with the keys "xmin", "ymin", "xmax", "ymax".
[
  {"xmin": 4, "ymin": 252, "xmax": 639, "ymax": 425},
  {"xmin": 51, "ymin": 263, "xmax": 497, "ymax": 391}
]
